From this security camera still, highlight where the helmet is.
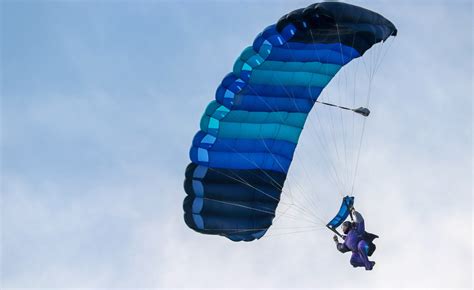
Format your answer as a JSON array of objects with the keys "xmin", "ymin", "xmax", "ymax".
[{"xmin": 342, "ymin": 221, "xmax": 352, "ymax": 234}]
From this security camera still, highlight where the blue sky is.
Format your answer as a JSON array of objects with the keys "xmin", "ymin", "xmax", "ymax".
[{"xmin": 1, "ymin": 0, "xmax": 472, "ymax": 288}]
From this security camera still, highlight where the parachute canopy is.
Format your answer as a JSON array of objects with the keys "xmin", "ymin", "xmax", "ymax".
[{"xmin": 183, "ymin": 2, "xmax": 397, "ymax": 241}]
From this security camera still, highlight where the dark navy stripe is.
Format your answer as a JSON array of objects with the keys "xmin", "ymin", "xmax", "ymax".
[
  {"xmin": 185, "ymin": 163, "xmax": 286, "ymax": 186},
  {"xmin": 183, "ymin": 163, "xmax": 285, "ymax": 241},
  {"xmin": 184, "ymin": 178, "xmax": 281, "ymax": 203}
]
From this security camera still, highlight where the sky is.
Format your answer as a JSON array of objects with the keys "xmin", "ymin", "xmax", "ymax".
[{"xmin": 1, "ymin": 0, "xmax": 472, "ymax": 289}]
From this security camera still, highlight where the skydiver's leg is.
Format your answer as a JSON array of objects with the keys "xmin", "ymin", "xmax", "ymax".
[
  {"xmin": 357, "ymin": 240, "xmax": 374, "ymax": 270},
  {"xmin": 350, "ymin": 252, "xmax": 365, "ymax": 268}
]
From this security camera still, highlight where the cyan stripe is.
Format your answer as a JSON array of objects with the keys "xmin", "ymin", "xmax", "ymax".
[
  {"xmin": 200, "ymin": 118, "xmax": 303, "ymax": 144},
  {"xmin": 202, "ymin": 101, "xmax": 308, "ymax": 128}
]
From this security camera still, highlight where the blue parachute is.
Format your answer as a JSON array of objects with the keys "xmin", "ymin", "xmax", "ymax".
[{"xmin": 183, "ymin": 2, "xmax": 397, "ymax": 241}]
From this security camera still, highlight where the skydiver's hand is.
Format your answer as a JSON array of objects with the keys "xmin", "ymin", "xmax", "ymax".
[{"xmin": 333, "ymin": 235, "xmax": 338, "ymax": 242}]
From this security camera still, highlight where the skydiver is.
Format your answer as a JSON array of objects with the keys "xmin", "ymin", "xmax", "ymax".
[{"xmin": 332, "ymin": 208, "xmax": 378, "ymax": 270}]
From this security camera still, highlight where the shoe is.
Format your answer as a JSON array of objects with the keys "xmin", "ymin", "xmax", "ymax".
[{"xmin": 366, "ymin": 261, "xmax": 375, "ymax": 270}]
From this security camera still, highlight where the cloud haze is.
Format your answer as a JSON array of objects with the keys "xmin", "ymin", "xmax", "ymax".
[{"xmin": 1, "ymin": 0, "xmax": 472, "ymax": 288}]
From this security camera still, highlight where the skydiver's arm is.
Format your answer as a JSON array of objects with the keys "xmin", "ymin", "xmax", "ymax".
[
  {"xmin": 333, "ymin": 235, "xmax": 350, "ymax": 253},
  {"xmin": 352, "ymin": 210, "xmax": 365, "ymax": 233},
  {"xmin": 336, "ymin": 242, "xmax": 350, "ymax": 253}
]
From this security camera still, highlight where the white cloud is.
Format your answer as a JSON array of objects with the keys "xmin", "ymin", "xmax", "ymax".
[{"xmin": 1, "ymin": 0, "xmax": 472, "ymax": 288}]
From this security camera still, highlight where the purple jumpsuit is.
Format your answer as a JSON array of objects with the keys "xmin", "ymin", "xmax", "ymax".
[{"xmin": 338, "ymin": 211, "xmax": 374, "ymax": 270}]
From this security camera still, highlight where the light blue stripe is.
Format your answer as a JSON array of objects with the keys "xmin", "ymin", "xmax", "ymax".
[
  {"xmin": 192, "ymin": 165, "xmax": 208, "ymax": 179},
  {"xmin": 192, "ymin": 180, "xmax": 204, "ymax": 197},
  {"xmin": 192, "ymin": 214, "xmax": 204, "ymax": 229},
  {"xmin": 197, "ymin": 148, "xmax": 209, "ymax": 162},
  {"xmin": 192, "ymin": 197, "xmax": 204, "ymax": 213}
]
